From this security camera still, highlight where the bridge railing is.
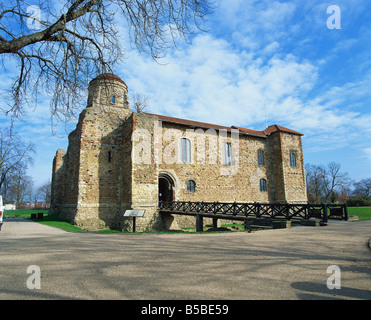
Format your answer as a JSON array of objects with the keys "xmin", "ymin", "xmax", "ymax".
[{"xmin": 158, "ymin": 201, "xmax": 348, "ymax": 222}]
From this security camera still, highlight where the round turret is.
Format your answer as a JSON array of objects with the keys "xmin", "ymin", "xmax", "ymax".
[{"xmin": 87, "ymin": 73, "xmax": 130, "ymax": 110}]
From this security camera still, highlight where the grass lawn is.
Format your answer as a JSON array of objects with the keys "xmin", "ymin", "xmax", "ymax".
[
  {"xmin": 4, "ymin": 209, "xmax": 103, "ymax": 233},
  {"xmin": 347, "ymin": 206, "xmax": 371, "ymax": 221},
  {"xmin": 4, "ymin": 206, "xmax": 371, "ymax": 234}
]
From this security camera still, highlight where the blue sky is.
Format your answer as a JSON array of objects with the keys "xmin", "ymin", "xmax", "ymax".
[{"xmin": 1, "ymin": 0, "xmax": 371, "ymax": 188}]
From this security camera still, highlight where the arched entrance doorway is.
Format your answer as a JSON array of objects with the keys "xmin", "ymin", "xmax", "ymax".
[
  {"xmin": 158, "ymin": 174, "xmax": 174, "ymax": 203},
  {"xmin": 158, "ymin": 173, "xmax": 179, "ymax": 230}
]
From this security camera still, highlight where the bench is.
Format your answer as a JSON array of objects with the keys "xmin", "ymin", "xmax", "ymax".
[{"xmin": 31, "ymin": 213, "xmax": 44, "ymax": 219}]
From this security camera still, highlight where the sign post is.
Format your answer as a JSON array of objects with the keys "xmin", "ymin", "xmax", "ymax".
[{"xmin": 123, "ymin": 210, "xmax": 146, "ymax": 233}]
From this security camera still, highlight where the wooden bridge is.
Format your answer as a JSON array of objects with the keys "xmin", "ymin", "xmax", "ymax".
[{"xmin": 158, "ymin": 201, "xmax": 349, "ymax": 232}]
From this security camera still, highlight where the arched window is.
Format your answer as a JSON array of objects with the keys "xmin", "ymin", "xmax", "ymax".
[
  {"xmin": 260, "ymin": 179, "xmax": 267, "ymax": 192},
  {"xmin": 289, "ymin": 152, "xmax": 297, "ymax": 167},
  {"xmin": 257, "ymin": 149, "xmax": 265, "ymax": 166},
  {"xmin": 187, "ymin": 180, "xmax": 196, "ymax": 192},
  {"xmin": 179, "ymin": 138, "xmax": 191, "ymax": 163},
  {"xmin": 223, "ymin": 143, "xmax": 233, "ymax": 165}
]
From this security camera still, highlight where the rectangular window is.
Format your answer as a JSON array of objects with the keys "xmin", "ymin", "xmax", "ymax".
[
  {"xmin": 260, "ymin": 179, "xmax": 267, "ymax": 192},
  {"xmin": 187, "ymin": 180, "xmax": 196, "ymax": 192},
  {"xmin": 180, "ymin": 138, "xmax": 191, "ymax": 163},
  {"xmin": 289, "ymin": 152, "xmax": 297, "ymax": 167},
  {"xmin": 257, "ymin": 149, "xmax": 265, "ymax": 166},
  {"xmin": 223, "ymin": 143, "xmax": 233, "ymax": 166}
]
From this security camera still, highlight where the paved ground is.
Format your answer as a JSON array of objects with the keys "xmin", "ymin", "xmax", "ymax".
[{"xmin": 0, "ymin": 218, "xmax": 370, "ymax": 300}]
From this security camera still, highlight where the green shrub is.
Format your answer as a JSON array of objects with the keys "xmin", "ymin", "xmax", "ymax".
[{"xmin": 347, "ymin": 198, "xmax": 371, "ymax": 207}]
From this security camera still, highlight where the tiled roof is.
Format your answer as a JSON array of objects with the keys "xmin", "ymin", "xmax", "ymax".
[
  {"xmin": 231, "ymin": 126, "xmax": 267, "ymax": 138},
  {"xmin": 90, "ymin": 73, "xmax": 127, "ymax": 87},
  {"xmin": 144, "ymin": 113, "xmax": 233, "ymax": 131},
  {"xmin": 144, "ymin": 113, "xmax": 303, "ymax": 137},
  {"xmin": 263, "ymin": 124, "xmax": 303, "ymax": 136}
]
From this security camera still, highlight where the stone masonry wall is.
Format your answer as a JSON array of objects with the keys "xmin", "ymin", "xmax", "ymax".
[
  {"xmin": 128, "ymin": 116, "xmax": 307, "ymax": 230},
  {"xmin": 73, "ymin": 105, "xmax": 132, "ymax": 230},
  {"xmin": 51, "ymin": 74, "xmax": 307, "ymax": 232},
  {"xmin": 280, "ymin": 132, "xmax": 307, "ymax": 203}
]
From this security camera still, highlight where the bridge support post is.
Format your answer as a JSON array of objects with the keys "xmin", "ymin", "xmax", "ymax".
[
  {"xmin": 196, "ymin": 215, "xmax": 204, "ymax": 232},
  {"xmin": 212, "ymin": 217, "xmax": 221, "ymax": 228}
]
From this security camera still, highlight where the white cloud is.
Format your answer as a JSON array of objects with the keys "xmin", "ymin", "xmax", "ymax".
[
  {"xmin": 121, "ymin": 33, "xmax": 318, "ymax": 127},
  {"xmin": 1, "ymin": 0, "xmax": 371, "ymax": 184},
  {"xmin": 117, "ymin": 24, "xmax": 371, "ymax": 162},
  {"xmin": 363, "ymin": 148, "xmax": 371, "ymax": 163}
]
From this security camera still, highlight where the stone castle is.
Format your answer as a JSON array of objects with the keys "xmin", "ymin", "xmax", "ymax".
[{"xmin": 50, "ymin": 73, "xmax": 307, "ymax": 231}]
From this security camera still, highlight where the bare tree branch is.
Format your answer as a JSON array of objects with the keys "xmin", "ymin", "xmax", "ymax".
[{"xmin": 0, "ymin": 0, "xmax": 214, "ymax": 123}]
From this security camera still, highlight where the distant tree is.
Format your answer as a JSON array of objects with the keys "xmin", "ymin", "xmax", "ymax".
[
  {"xmin": 132, "ymin": 92, "xmax": 151, "ymax": 114},
  {"xmin": 6, "ymin": 165, "xmax": 34, "ymax": 207},
  {"xmin": 352, "ymin": 178, "xmax": 371, "ymax": 198},
  {"xmin": 338, "ymin": 190, "xmax": 350, "ymax": 203},
  {"xmin": 306, "ymin": 162, "xmax": 351, "ymax": 203},
  {"xmin": 0, "ymin": 126, "xmax": 35, "ymax": 193},
  {"xmin": 0, "ymin": 0, "xmax": 214, "ymax": 121},
  {"xmin": 305, "ymin": 164, "xmax": 324, "ymax": 203},
  {"xmin": 38, "ymin": 180, "xmax": 51, "ymax": 204},
  {"xmin": 321, "ymin": 162, "xmax": 352, "ymax": 203}
]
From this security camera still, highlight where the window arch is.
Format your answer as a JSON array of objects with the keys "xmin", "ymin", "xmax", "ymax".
[
  {"xmin": 223, "ymin": 143, "xmax": 233, "ymax": 165},
  {"xmin": 289, "ymin": 152, "xmax": 297, "ymax": 167},
  {"xmin": 179, "ymin": 138, "xmax": 191, "ymax": 163},
  {"xmin": 187, "ymin": 180, "xmax": 196, "ymax": 192},
  {"xmin": 260, "ymin": 179, "xmax": 267, "ymax": 192},
  {"xmin": 257, "ymin": 149, "xmax": 265, "ymax": 166}
]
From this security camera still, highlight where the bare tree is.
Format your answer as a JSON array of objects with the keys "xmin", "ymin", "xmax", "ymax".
[
  {"xmin": 306, "ymin": 162, "xmax": 351, "ymax": 203},
  {"xmin": 0, "ymin": 0, "xmax": 214, "ymax": 121},
  {"xmin": 321, "ymin": 162, "xmax": 352, "ymax": 203},
  {"xmin": 353, "ymin": 178, "xmax": 371, "ymax": 198},
  {"xmin": 6, "ymin": 165, "xmax": 34, "ymax": 207},
  {"xmin": 0, "ymin": 126, "xmax": 35, "ymax": 192},
  {"xmin": 132, "ymin": 92, "xmax": 150, "ymax": 114},
  {"xmin": 305, "ymin": 164, "xmax": 323, "ymax": 203},
  {"xmin": 37, "ymin": 180, "xmax": 51, "ymax": 204}
]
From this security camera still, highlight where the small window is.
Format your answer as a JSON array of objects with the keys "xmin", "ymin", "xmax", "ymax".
[
  {"xmin": 260, "ymin": 179, "xmax": 267, "ymax": 192},
  {"xmin": 257, "ymin": 149, "xmax": 265, "ymax": 166},
  {"xmin": 108, "ymin": 151, "xmax": 111, "ymax": 162},
  {"xmin": 187, "ymin": 180, "xmax": 196, "ymax": 192},
  {"xmin": 111, "ymin": 96, "xmax": 115, "ymax": 104},
  {"xmin": 289, "ymin": 152, "xmax": 296, "ymax": 167},
  {"xmin": 223, "ymin": 143, "xmax": 233, "ymax": 165},
  {"xmin": 180, "ymin": 138, "xmax": 191, "ymax": 163}
]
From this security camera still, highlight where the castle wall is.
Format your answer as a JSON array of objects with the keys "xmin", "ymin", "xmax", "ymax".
[
  {"xmin": 280, "ymin": 132, "xmax": 307, "ymax": 203},
  {"xmin": 70, "ymin": 106, "xmax": 132, "ymax": 230},
  {"xmin": 128, "ymin": 116, "xmax": 307, "ymax": 230},
  {"xmin": 50, "ymin": 74, "xmax": 307, "ymax": 232},
  {"xmin": 156, "ymin": 121, "xmax": 270, "ymax": 203},
  {"xmin": 50, "ymin": 148, "xmax": 66, "ymax": 215}
]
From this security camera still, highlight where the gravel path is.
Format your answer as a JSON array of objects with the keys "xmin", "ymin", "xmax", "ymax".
[{"xmin": 1, "ymin": 218, "xmax": 370, "ymax": 300}]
